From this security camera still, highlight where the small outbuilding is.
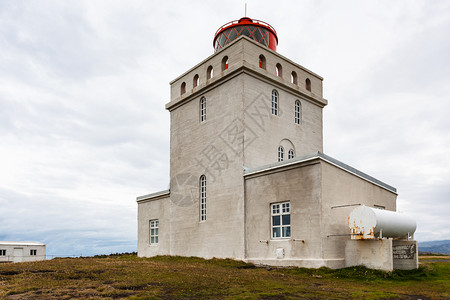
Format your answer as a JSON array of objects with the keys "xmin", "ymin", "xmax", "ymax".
[{"xmin": 0, "ymin": 241, "xmax": 46, "ymax": 263}]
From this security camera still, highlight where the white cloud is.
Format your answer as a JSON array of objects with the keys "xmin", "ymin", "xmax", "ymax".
[{"xmin": 0, "ymin": 0, "xmax": 449, "ymax": 256}]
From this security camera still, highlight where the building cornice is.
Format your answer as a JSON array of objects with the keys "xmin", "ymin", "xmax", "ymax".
[
  {"xmin": 165, "ymin": 60, "xmax": 327, "ymax": 111},
  {"xmin": 165, "ymin": 63, "xmax": 243, "ymax": 111},
  {"xmin": 241, "ymin": 61, "xmax": 328, "ymax": 107},
  {"xmin": 169, "ymin": 35, "xmax": 323, "ymax": 85}
]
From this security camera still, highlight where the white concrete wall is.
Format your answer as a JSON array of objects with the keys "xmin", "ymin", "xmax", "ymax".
[
  {"xmin": 137, "ymin": 195, "xmax": 171, "ymax": 257},
  {"xmin": 167, "ymin": 60, "xmax": 247, "ymax": 260},
  {"xmin": 320, "ymin": 161, "xmax": 397, "ymax": 265},
  {"xmin": 0, "ymin": 243, "xmax": 46, "ymax": 263},
  {"xmin": 244, "ymin": 158, "xmax": 398, "ymax": 269},
  {"xmin": 160, "ymin": 37, "xmax": 327, "ymax": 260},
  {"xmin": 241, "ymin": 73, "xmax": 324, "ymax": 168},
  {"xmin": 244, "ymin": 161, "xmax": 327, "ymax": 268},
  {"xmin": 241, "ymin": 37, "xmax": 324, "ymax": 98}
]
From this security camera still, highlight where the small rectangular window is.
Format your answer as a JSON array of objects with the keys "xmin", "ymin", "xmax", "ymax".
[
  {"xmin": 30, "ymin": 249, "xmax": 37, "ymax": 256},
  {"xmin": 0, "ymin": 249, "xmax": 6, "ymax": 256},
  {"xmin": 271, "ymin": 202, "xmax": 291, "ymax": 239},
  {"xmin": 150, "ymin": 219, "xmax": 159, "ymax": 244}
]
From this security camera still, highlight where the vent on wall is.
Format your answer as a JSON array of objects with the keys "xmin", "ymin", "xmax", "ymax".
[{"xmin": 276, "ymin": 248, "xmax": 285, "ymax": 259}]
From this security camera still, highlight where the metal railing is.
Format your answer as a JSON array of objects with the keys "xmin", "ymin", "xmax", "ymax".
[{"xmin": 214, "ymin": 18, "xmax": 277, "ymax": 37}]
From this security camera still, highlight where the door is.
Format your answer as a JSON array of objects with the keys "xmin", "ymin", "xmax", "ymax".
[{"xmin": 13, "ymin": 248, "xmax": 23, "ymax": 263}]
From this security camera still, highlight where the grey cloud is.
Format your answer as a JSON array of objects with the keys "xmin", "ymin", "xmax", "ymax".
[{"xmin": 0, "ymin": 1, "xmax": 449, "ymax": 258}]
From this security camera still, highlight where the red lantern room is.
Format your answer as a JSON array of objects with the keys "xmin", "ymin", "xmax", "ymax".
[{"xmin": 213, "ymin": 17, "xmax": 278, "ymax": 52}]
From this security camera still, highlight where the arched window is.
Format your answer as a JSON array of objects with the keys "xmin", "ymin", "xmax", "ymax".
[
  {"xmin": 222, "ymin": 56, "xmax": 229, "ymax": 71},
  {"xmin": 193, "ymin": 74, "xmax": 199, "ymax": 88},
  {"xmin": 276, "ymin": 63, "xmax": 283, "ymax": 77},
  {"xmin": 278, "ymin": 146, "xmax": 284, "ymax": 162},
  {"xmin": 279, "ymin": 138, "xmax": 295, "ymax": 161},
  {"xmin": 259, "ymin": 54, "xmax": 266, "ymax": 69},
  {"xmin": 271, "ymin": 90, "xmax": 279, "ymax": 116},
  {"xmin": 200, "ymin": 175, "xmax": 206, "ymax": 221},
  {"xmin": 295, "ymin": 100, "xmax": 301, "ymax": 124},
  {"xmin": 207, "ymin": 65, "xmax": 213, "ymax": 80},
  {"xmin": 180, "ymin": 82, "xmax": 186, "ymax": 95},
  {"xmin": 200, "ymin": 97, "xmax": 206, "ymax": 122},
  {"xmin": 305, "ymin": 78, "xmax": 311, "ymax": 92},
  {"xmin": 291, "ymin": 71, "xmax": 298, "ymax": 85},
  {"xmin": 288, "ymin": 149, "xmax": 295, "ymax": 159}
]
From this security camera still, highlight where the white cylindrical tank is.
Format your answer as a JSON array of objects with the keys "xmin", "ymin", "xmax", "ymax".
[{"xmin": 348, "ymin": 205, "xmax": 416, "ymax": 240}]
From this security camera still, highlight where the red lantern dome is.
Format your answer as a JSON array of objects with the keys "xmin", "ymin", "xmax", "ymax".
[{"xmin": 213, "ymin": 17, "xmax": 278, "ymax": 52}]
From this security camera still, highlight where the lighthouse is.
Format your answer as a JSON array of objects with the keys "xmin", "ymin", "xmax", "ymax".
[{"xmin": 137, "ymin": 16, "xmax": 416, "ymax": 271}]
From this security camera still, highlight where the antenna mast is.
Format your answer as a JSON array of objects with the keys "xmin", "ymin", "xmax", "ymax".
[{"xmin": 245, "ymin": 3, "xmax": 247, "ymax": 17}]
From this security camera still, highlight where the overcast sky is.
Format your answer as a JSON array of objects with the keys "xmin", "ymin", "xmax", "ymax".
[{"xmin": 1, "ymin": 0, "xmax": 449, "ymax": 257}]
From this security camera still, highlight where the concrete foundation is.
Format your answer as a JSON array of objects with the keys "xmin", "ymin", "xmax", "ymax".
[
  {"xmin": 345, "ymin": 239, "xmax": 393, "ymax": 271},
  {"xmin": 246, "ymin": 258, "xmax": 345, "ymax": 269},
  {"xmin": 393, "ymin": 240, "xmax": 418, "ymax": 270},
  {"xmin": 344, "ymin": 239, "xmax": 418, "ymax": 271}
]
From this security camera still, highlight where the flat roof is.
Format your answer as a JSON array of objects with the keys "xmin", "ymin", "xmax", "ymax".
[
  {"xmin": 244, "ymin": 151, "xmax": 397, "ymax": 194},
  {"xmin": 136, "ymin": 153, "xmax": 396, "ymax": 202},
  {"xmin": 0, "ymin": 241, "xmax": 45, "ymax": 246},
  {"xmin": 137, "ymin": 189, "xmax": 170, "ymax": 202}
]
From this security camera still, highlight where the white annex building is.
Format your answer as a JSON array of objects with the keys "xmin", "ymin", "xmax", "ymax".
[
  {"xmin": 137, "ymin": 17, "xmax": 417, "ymax": 271},
  {"xmin": 0, "ymin": 241, "xmax": 46, "ymax": 263}
]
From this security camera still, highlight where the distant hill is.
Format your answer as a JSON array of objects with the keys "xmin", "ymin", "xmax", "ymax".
[{"xmin": 419, "ymin": 240, "xmax": 450, "ymax": 254}]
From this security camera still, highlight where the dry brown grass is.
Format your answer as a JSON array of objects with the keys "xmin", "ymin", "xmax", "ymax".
[{"xmin": 0, "ymin": 254, "xmax": 448, "ymax": 299}]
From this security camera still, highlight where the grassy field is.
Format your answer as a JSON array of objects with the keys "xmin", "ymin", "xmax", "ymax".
[{"xmin": 0, "ymin": 254, "xmax": 448, "ymax": 299}]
